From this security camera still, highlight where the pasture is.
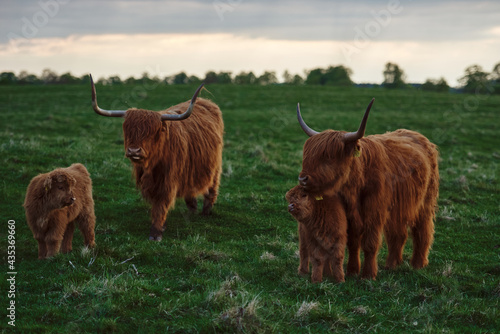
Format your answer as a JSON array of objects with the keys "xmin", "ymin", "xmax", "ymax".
[{"xmin": 0, "ymin": 83, "xmax": 498, "ymax": 333}]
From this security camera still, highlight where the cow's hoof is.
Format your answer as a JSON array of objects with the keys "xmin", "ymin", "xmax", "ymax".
[{"xmin": 149, "ymin": 226, "xmax": 164, "ymax": 241}]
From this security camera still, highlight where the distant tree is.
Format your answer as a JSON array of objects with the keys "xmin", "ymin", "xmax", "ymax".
[
  {"xmin": 216, "ymin": 71, "xmax": 233, "ymax": 84},
  {"xmin": 458, "ymin": 65, "xmax": 492, "ymax": 94},
  {"xmin": 124, "ymin": 76, "xmax": 137, "ymax": 85},
  {"xmin": 0, "ymin": 72, "xmax": 18, "ymax": 85},
  {"xmin": 305, "ymin": 66, "xmax": 352, "ymax": 86},
  {"xmin": 187, "ymin": 75, "xmax": 201, "ymax": 85},
  {"xmin": 256, "ymin": 71, "xmax": 278, "ymax": 85},
  {"xmin": 323, "ymin": 66, "xmax": 353, "ymax": 86},
  {"xmin": 489, "ymin": 62, "xmax": 500, "ymax": 94},
  {"xmin": 382, "ymin": 62, "xmax": 406, "ymax": 89},
  {"xmin": 97, "ymin": 77, "xmax": 107, "ymax": 85},
  {"xmin": 490, "ymin": 62, "xmax": 500, "ymax": 81},
  {"xmin": 17, "ymin": 71, "xmax": 39, "ymax": 85},
  {"xmin": 80, "ymin": 74, "xmax": 91, "ymax": 85},
  {"xmin": 140, "ymin": 72, "xmax": 160, "ymax": 88},
  {"xmin": 173, "ymin": 72, "xmax": 188, "ymax": 84},
  {"xmin": 305, "ymin": 68, "xmax": 323, "ymax": 85},
  {"xmin": 291, "ymin": 74, "xmax": 304, "ymax": 85},
  {"xmin": 234, "ymin": 71, "xmax": 257, "ymax": 85},
  {"xmin": 283, "ymin": 70, "xmax": 304, "ymax": 85},
  {"xmin": 58, "ymin": 72, "xmax": 79, "ymax": 84},
  {"xmin": 421, "ymin": 77, "xmax": 449, "ymax": 93},
  {"xmin": 41, "ymin": 68, "xmax": 58, "ymax": 84},
  {"xmin": 204, "ymin": 71, "xmax": 218, "ymax": 84},
  {"xmin": 107, "ymin": 75, "xmax": 122, "ymax": 86}
]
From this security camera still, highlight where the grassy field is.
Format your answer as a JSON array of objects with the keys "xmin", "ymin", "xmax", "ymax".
[{"xmin": 0, "ymin": 83, "xmax": 499, "ymax": 333}]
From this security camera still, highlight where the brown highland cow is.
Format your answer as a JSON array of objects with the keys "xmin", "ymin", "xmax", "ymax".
[
  {"xmin": 286, "ymin": 185, "xmax": 347, "ymax": 283},
  {"xmin": 90, "ymin": 75, "xmax": 224, "ymax": 241},
  {"xmin": 296, "ymin": 99, "xmax": 439, "ymax": 279},
  {"xmin": 24, "ymin": 163, "xmax": 96, "ymax": 259}
]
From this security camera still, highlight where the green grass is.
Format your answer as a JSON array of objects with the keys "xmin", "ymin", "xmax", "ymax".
[{"xmin": 0, "ymin": 84, "xmax": 499, "ymax": 333}]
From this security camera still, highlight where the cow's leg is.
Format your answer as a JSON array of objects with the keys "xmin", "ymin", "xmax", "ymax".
[
  {"xmin": 184, "ymin": 197, "xmax": 198, "ymax": 213},
  {"xmin": 298, "ymin": 223, "xmax": 310, "ymax": 275},
  {"xmin": 45, "ymin": 238, "xmax": 63, "ymax": 258},
  {"xmin": 411, "ymin": 178, "xmax": 437, "ymax": 269},
  {"xmin": 44, "ymin": 213, "xmax": 65, "ymax": 258},
  {"xmin": 323, "ymin": 256, "xmax": 333, "ymax": 278},
  {"xmin": 330, "ymin": 243, "xmax": 346, "ymax": 283},
  {"xmin": 360, "ymin": 224, "xmax": 383, "ymax": 280},
  {"xmin": 75, "ymin": 211, "xmax": 96, "ymax": 248},
  {"xmin": 346, "ymin": 222, "xmax": 361, "ymax": 276},
  {"xmin": 310, "ymin": 249, "xmax": 326, "ymax": 283},
  {"xmin": 202, "ymin": 170, "xmax": 220, "ymax": 215},
  {"xmin": 36, "ymin": 238, "xmax": 48, "ymax": 259},
  {"xmin": 61, "ymin": 221, "xmax": 76, "ymax": 254},
  {"xmin": 384, "ymin": 219, "xmax": 408, "ymax": 269},
  {"xmin": 149, "ymin": 196, "xmax": 175, "ymax": 241},
  {"xmin": 411, "ymin": 208, "xmax": 435, "ymax": 269},
  {"xmin": 345, "ymin": 205, "xmax": 362, "ymax": 276}
]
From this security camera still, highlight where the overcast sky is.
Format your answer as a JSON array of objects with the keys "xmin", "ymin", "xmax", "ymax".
[{"xmin": 1, "ymin": 0, "xmax": 499, "ymax": 85}]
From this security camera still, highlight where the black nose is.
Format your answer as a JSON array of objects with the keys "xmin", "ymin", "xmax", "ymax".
[
  {"xmin": 127, "ymin": 147, "xmax": 141, "ymax": 156},
  {"xmin": 288, "ymin": 203, "xmax": 295, "ymax": 212},
  {"xmin": 298, "ymin": 175, "xmax": 308, "ymax": 186}
]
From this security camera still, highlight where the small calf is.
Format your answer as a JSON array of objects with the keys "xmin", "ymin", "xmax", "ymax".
[
  {"xmin": 24, "ymin": 163, "xmax": 96, "ymax": 259},
  {"xmin": 286, "ymin": 185, "xmax": 347, "ymax": 283}
]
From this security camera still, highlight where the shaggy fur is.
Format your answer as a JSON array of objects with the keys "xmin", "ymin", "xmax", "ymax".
[
  {"xmin": 24, "ymin": 163, "xmax": 96, "ymax": 259},
  {"xmin": 286, "ymin": 185, "xmax": 347, "ymax": 283},
  {"xmin": 122, "ymin": 98, "xmax": 224, "ymax": 241},
  {"xmin": 300, "ymin": 128, "xmax": 439, "ymax": 280}
]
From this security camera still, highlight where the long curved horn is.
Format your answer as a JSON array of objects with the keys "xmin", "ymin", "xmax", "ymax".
[
  {"xmin": 90, "ymin": 74, "xmax": 127, "ymax": 117},
  {"xmin": 297, "ymin": 103, "xmax": 320, "ymax": 137},
  {"xmin": 343, "ymin": 98, "xmax": 375, "ymax": 143},
  {"xmin": 161, "ymin": 83, "xmax": 205, "ymax": 121}
]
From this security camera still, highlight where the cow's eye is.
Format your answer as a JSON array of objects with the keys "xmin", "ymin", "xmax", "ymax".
[{"xmin": 57, "ymin": 185, "xmax": 64, "ymax": 190}]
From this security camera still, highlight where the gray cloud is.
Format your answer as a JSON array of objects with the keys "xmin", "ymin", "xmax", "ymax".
[{"xmin": 2, "ymin": 0, "xmax": 500, "ymax": 44}]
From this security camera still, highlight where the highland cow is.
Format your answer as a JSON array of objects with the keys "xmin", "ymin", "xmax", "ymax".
[
  {"xmin": 286, "ymin": 185, "xmax": 347, "ymax": 283},
  {"xmin": 90, "ymin": 75, "xmax": 224, "ymax": 241},
  {"xmin": 24, "ymin": 163, "xmax": 96, "ymax": 259},
  {"xmin": 296, "ymin": 99, "xmax": 439, "ymax": 279}
]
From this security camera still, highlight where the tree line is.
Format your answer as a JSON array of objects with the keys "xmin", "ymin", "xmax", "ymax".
[{"xmin": 1, "ymin": 62, "xmax": 499, "ymax": 94}]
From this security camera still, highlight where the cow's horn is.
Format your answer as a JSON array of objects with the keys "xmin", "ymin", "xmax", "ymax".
[
  {"xmin": 297, "ymin": 103, "xmax": 320, "ymax": 137},
  {"xmin": 90, "ymin": 74, "xmax": 127, "ymax": 117},
  {"xmin": 343, "ymin": 98, "xmax": 375, "ymax": 143},
  {"xmin": 161, "ymin": 83, "xmax": 205, "ymax": 121}
]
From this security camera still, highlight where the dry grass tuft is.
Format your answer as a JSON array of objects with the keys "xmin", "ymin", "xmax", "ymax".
[
  {"xmin": 218, "ymin": 297, "xmax": 261, "ymax": 332},
  {"xmin": 259, "ymin": 251, "xmax": 276, "ymax": 261},
  {"xmin": 295, "ymin": 301, "xmax": 320, "ymax": 319}
]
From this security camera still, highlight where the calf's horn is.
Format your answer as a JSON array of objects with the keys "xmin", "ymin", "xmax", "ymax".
[
  {"xmin": 296, "ymin": 103, "xmax": 320, "ymax": 137},
  {"xmin": 343, "ymin": 98, "xmax": 375, "ymax": 143},
  {"xmin": 161, "ymin": 83, "xmax": 205, "ymax": 121},
  {"xmin": 90, "ymin": 74, "xmax": 127, "ymax": 117}
]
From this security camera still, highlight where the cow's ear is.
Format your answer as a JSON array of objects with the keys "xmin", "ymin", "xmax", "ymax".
[
  {"xmin": 344, "ymin": 140, "xmax": 361, "ymax": 158},
  {"xmin": 353, "ymin": 143, "xmax": 361, "ymax": 157},
  {"xmin": 43, "ymin": 175, "xmax": 52, "ymax": 192},
  {"xmin": 69, "ymin": 175, "xmax": 77, "ymax": 187}
]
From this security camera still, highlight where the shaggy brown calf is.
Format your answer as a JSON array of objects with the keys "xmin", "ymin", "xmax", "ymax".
[
  {"xmin": 286, "ymin": 185, "xmax": 347, "ymax": 283},
  {"xmin": 90, "ymin": 76, "xmax": 224, "ymax": 241},
  {"xmin": 24, "ymin": 163, "xmax": 96, "ymax": 259},
  {"xmin": 296, "ymin": 99, "xmax": 439, "ymax": 279}
]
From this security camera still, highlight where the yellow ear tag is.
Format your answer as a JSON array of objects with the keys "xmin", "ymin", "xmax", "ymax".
[
  {"xmin": 315, "ymin": 196, "xmax": 323, "ymax": 201},
  {"xmin": 45, "ymin": 186, "xmax": 49, "ymax": 192},
  {"xmin": 353, "ymin": 148, "xmax": 361, "ymax": 158}
]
